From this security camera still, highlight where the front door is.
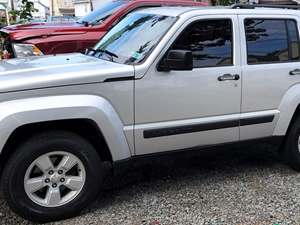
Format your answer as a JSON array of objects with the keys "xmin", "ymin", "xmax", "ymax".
[{"xmin": 135, "ymin": 15, "xmax": 242, "ymax": 155}]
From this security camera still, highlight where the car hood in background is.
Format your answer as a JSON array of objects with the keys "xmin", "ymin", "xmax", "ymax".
[{"xmin": 1, "ymin": 22, "xmax": 105, "ymax": 41}]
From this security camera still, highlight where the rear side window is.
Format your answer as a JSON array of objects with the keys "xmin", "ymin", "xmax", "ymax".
[
  {"xmin": 245, "ymin": 19, "xmax": 300, "ymax": 64},
  {"xmin": 171, "ymin": 19, "xmax": 233, "ymax": 68}
]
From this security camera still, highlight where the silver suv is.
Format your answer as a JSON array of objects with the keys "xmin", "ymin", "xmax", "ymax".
[{"xmin": 1, "ymin": 4, "xmax": 300, "ymax": 222}]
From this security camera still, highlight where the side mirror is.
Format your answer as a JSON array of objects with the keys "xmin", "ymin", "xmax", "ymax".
[{"xmin": 158, "ymin": 50, "xmax": 193, "ymax": 71}]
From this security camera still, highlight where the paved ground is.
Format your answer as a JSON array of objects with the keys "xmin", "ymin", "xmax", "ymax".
[{"xmin": 1, "ymin": 144, "xmax": 300, "ymax": 225}]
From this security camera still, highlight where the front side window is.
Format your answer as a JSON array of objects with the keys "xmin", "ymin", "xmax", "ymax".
[
  {"xmin": 245, "ymin": 19, "xmax": 300, "ymax": 64},
  {"xmin": 171, "ymin": 19, "xmax": 233, "ymax": 68},
  {"xmin": 92, "ymin": 13, "xmax": 177, "ymax": 65}
]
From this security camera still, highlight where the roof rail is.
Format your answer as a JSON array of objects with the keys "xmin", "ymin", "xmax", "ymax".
[{"xmin": 231, "ymin": 3, "xmax": 300, "ymax": 10}]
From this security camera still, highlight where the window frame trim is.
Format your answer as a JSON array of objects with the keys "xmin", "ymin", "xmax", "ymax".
[{"xmin": 244, "ymin": 17, "xmax": 300, "ymax": 65}]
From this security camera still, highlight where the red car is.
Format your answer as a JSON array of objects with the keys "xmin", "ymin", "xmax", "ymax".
[{"xmin": 0, "ymin": 0, "xmax": 207, "ymax": 59}]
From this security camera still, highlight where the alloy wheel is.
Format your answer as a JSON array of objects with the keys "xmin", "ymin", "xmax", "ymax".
[{"xmin": 24, "ymin": 151, "xmax": 86, "ymax": 207}]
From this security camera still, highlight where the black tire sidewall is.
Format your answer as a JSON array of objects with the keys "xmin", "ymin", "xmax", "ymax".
[
  {"xmin": 284, "ymin": 118, "xmax": 300, "ymax": 171},
  {"xmin": 2, "ymin": 132, "xmax": 104, "ymax": 222}
]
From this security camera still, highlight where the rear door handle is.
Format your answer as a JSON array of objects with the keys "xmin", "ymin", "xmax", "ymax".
[
  {"xmin": 218, "ymin": 74, "xmax": 240, "ymax": 81},
  {"xmin": 290, "ymin": 69, "xmax": 300, "ymax": 75}
]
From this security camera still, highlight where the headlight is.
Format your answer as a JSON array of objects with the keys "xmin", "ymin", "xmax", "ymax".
[{"xmin": 12, "ymin": 43, "xmax": 43, "ymax": 58}]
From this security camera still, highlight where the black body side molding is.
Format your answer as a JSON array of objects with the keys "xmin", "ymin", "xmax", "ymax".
[
  {"xmin": 144, "ymin": 115, "xmax": 275, "ymax": 139},
  {"xmin": 103, "ymin": 76, "xmax": 134, "ymax": 83}
]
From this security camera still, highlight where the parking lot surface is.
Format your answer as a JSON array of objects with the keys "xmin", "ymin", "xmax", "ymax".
[{"xmin": 1, "ymin": 144, "xmax": 300, "ymax": 225}]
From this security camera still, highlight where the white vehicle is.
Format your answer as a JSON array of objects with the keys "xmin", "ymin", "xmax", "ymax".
[{"xmin": 1, "ymin": 4, "xmax": 300, "ymax": 222}]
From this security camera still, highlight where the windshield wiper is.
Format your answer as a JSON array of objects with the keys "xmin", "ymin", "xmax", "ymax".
[
  {"xmin": 91, "ymin": 15, "xmax": 110, "ymax": 26},
  {"xmin": 77, "ymin": 20, "xmax": 89, "ymax": 27},
  {"xmin": 85, "ymin": 48, "xmax": 118, "ymax": 61}
]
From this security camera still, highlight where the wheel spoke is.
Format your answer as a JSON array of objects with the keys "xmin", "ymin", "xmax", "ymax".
[
  {"xmin": 25, "ymin": 177, "xmax": 45, "ymax": 193},
  {"xmin": 57, "ymin": 155, "xmax": 78, "ymax": 171},
  {"xmin": 24, "ymin": 151, "xmax": 86, "ymax": 207},
  {"xmin": 36, "ymin": 155, "xmax": 53, "ymax": 172},
  {"xmin": 46, "ymin": 188, "xmax": 61, "ymax": 205},
  {"xmin": 64, "ymin": 176, "xmax": 84, "ymax": 191}
]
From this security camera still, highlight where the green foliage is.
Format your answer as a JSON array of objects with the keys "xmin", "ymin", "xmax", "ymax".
[
  {"xmin": 0, "ymin": 17, "xmax": 7, "ymax": 26},
  {"xmin": 19, "ymin": 0, "xmax": 38, "ymax": 21},
  {"xmin": 9, "ymin": 0, "xmax": 38, "ymax": 23}
]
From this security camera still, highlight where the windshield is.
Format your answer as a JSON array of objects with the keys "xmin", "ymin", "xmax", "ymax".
[
  {"xmin": 92, "ymin": 13, "xmax": 177, "ymax": 65},
  {"xmin": 78, "ymin": 0, "xmax": 126, "ymax": 25}
]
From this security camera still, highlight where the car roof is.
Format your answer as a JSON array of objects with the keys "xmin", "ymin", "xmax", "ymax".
[
  {"xmin": 136, "ymin": 6, "xmax": 197, "ymax": 16},
  {"xmin": 131, "ymin": 0, "xmax": 207, "ymax": 4},
  {"xmin": 118, "ymin": 0, "xmax": 207, "ymax": 5},
  {"xmin": 136, "ymin": 6, "xmax": 300, "ymax": 17}
]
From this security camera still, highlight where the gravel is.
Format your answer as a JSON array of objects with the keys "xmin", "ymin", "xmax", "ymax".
[{"xmin": 1, "ymin": 144, "xmax": 300, "ymax": 225}]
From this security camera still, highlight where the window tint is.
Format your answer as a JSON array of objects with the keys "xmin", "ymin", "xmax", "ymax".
[
  {"xmin": 171, "ymin": 19, "xmax": 233, "ymax": 68},
  {"xmin": 287, "ymin": 20, "xmax": 300, "ymax": 60},
  {"xmin": 245, "ymin": 19, "xmax": 300, "ymax": 64}
]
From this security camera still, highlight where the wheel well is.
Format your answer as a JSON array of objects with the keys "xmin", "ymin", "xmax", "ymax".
[
  {"xmin": 0, "ymin": 119, "xmax": 113, "ymax": 177},
  {"xmin": 286, "ymin": 104, "xmax": 300, "ymax": 136},
  {"xmin": 276, "ymin": 104, "xmax": 300, "ymax": 153}
]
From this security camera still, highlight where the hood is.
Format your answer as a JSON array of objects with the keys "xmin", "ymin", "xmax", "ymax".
[
  {"xmin": 0, "ymin": 53, "xmax": 134, "ymax": 93},
  {"xmin": 1, "ymin": 22, "xmax": 101, "ymax": 41}
]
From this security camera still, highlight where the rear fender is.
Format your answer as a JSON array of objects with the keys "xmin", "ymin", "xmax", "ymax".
[{"xmin": 274, "ymin": 84, "xmax": 300, "ymax": 136}]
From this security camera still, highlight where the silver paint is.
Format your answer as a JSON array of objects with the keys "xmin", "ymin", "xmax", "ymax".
[{"xmin": 0, "ymin": 7, "xmax": 299, "ymax": 162}]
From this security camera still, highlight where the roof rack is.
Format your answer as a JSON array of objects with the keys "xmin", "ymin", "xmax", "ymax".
[{"xmin": 231, "ymin": 3, "xmax": 300, "ymax": 10}]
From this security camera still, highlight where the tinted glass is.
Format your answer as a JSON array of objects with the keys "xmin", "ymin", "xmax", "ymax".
[
  {"xmin": 93, "ymin": 13, "xmax": 176, "ymax": 65},
  {"xmin": 78, "ymin": 0, "xmax": 125, "ymax": 25},
  {"xmin": 245, "ymin": 19, "xmax": 300, "ymax": 64},
  {"xmin": 287, "ymin": 20, "xmax": 300, "ymax": 60},
  {"xmin": 171, "ymin": 19, "xmax": 233, "ymax": 68}
]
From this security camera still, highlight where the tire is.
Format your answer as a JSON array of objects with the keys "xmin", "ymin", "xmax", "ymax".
[
  {"xmin": 1, "ymin": 131, "xmax": 105, "ymax": 223},
  {"xmin": 282, "ymin": 116, "xmax": 300, "ymax": 171}
]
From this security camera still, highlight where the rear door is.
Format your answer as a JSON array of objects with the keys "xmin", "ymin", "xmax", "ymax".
[{"xmin": 238, "ymin": 14, "xmax": 300, "ymax": 140}]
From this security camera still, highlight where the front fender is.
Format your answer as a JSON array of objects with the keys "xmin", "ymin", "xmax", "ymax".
[
  {"xmin": 274, "ymin": 83, "xmax": 300, "ymax": 136},
  {"xmin": 0, "ymin": 95, "xmax": 132, "ymax": 161}
]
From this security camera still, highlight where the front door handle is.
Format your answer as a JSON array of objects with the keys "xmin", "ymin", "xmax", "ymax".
[
  {"xmin": 218, "ymin": 74, "xmax": 240, "ymax": 81},
  {"xmin": 290, "ymin": 69, "xmax": 300, "ymax": 75}
]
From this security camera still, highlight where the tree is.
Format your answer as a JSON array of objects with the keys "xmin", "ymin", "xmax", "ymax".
[
  {"xmin": 9, "ymin": 0, "xmax": 38, "ymax": 23},
  {"xmin": 19, "ymin": 0, "xmax": 38, "ymax": 21}
]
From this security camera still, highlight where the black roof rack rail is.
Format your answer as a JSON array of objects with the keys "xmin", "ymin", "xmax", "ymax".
[{"xmin": 232, "ymin": 3, "xmax": 300, "ymax": 10}]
